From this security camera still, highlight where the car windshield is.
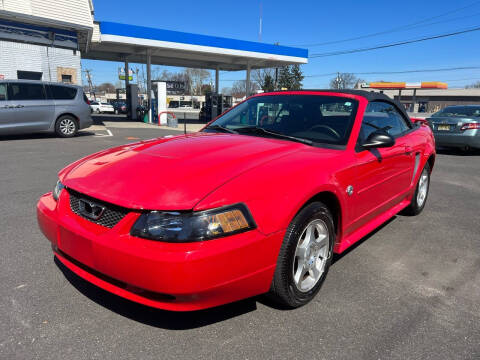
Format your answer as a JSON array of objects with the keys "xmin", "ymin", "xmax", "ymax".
[
  {"xmin": 204, "ymin": 95, "xmax": 359, "ymax": 146},
  {"xmin": 432, "ymin": 106, "xmax": 480, "ymax": 118}
]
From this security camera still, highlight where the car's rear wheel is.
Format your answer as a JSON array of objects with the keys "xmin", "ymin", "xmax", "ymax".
[
  {"xmin": 55, "ymin": 115, "xmax": 78, "ymax": 138},
  {"xmin": 402, "ymin": 162, "xmax": 431, "ymax": 216},
  {"xmin": 269, "ymin": 202, "xmax": 334, "ymax": 308}
]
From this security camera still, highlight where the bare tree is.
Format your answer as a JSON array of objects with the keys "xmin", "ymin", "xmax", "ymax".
[
  {"xmin": 230, "ymin": 80, "xmax": 260, "ymax": 98},
  {"xmin": 185, "ymin": 68, "xmax": 211, "ymax": 95},
  {"xmin": 466, "ymin": 81, "xmax": 480, "ymax": 89},
  {"xmin": 96, "ymin": 82, "xmax": 116, "ymax": 93},
  {"xmin": 329, "ymin": 73, "xmax": 359, "ymax": 89},
  {"xmin": 253, "ymin": 68, "xmax": 276, "ymax": 91}
]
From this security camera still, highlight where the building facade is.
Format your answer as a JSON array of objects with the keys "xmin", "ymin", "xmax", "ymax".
[
  {"xmin": 0, "ymin": 0, "xmax": 94, "ymax": 84},
  {"xmin": 381, "ymin": 89, "xmax": 480, "ymax": 113},
  {"xmin": 0, "ymin": 40, "xmax": 81, "ymax": 83}
]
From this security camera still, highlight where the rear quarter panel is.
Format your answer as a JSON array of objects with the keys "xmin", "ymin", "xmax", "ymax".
[{"xmin": 51, "ymin": 88, "xmax": 91, "ymax": 130}]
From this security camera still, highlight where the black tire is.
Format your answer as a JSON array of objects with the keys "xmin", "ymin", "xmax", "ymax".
[
  {"xmin": 402, "ymin": 162, "xmax": 431, "ymax": 216},
  {"xmin": 55, "ymin": 115, "xmax": 78, "ymax": 138},
  {"xmin": 269, "ymin": 202, "xmax": 335, "ymax": 308}
]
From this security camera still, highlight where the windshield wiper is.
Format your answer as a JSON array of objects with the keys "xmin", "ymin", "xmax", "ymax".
[
  {"xmin": 235, "ymin": 126, "xmax": 313, "ymax": 145},
  {"xmin": 205, "ymin": 125, "xmax": 238, "ymax": 134}
]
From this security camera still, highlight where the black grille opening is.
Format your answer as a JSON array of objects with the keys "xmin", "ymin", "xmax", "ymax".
[{"xmin": 68, "ymin": 189, "xmax": 129, "ymax": 228}]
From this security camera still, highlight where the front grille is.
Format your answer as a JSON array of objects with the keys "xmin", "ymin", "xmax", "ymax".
[{"xmin": 68, "ymin": 189, "xmax": 129, "ymax": 228}]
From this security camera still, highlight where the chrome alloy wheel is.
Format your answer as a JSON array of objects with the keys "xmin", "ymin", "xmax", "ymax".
[
  {"xmin": 59, "ymin": 118, "xmax": 76, "ymax": 136},
  {"xmin": 292, "ymin": 219, "xmax": 330, "ymax": 292},
  {"xmin": 417, "ymin": 168, "xmax": 429, "ymax": 208}
]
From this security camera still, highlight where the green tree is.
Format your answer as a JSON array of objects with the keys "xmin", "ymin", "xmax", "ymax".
[
  {"xmin": 278, "ymin": 66, "xmax": 292, "ymax": 90},
  {"xmin": 277, "ymin": 65, "xmax": 304, "ymax": 90},
  {"xmin": 290, "ymin": 64, "xmax": 304, "ymax": 90},
  {"xmin": 262, "ymin": 74, "xmax": 275, "ymax": 92}
]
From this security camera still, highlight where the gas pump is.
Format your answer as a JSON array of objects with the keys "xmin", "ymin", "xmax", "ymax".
[
  {"xmin": 127, "ymin": 84, "xmax": 139, "ymax": 120},
  {"xmin": 203, "ymin": 93, "xmax": 230, "ymax": 122}
]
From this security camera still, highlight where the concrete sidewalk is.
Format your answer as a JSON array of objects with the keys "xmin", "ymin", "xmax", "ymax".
[{"xmin": 100, "ymin": 121, "xmax": 204, "ymax": 133}]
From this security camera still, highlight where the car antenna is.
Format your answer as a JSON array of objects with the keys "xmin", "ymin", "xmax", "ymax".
[{"xmin": 184, "ymin": 112, "xmax": 187, "ymax": 135}]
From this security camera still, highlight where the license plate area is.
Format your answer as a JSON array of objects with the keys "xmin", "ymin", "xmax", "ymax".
[{"xmin": 437, "ymin": 124, "xmax": 451, "ymax": 131}]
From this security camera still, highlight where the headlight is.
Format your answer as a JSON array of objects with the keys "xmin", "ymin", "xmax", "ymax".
[
  {"xmin": 52, "ymin": 180, "xmax": 64, "ymax": 201},
  {"xmin": 130, "ymin": 204, "xmax": 256, "ymax": 242}
]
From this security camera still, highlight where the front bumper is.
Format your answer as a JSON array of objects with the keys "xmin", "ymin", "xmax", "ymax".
[
  {"xmin": 37, "ymin": 191, "xmax": 284, "ymax": 311},
  {"xmin": 433, "ymin": 130, "xmax": 480, "ymax": 149}
]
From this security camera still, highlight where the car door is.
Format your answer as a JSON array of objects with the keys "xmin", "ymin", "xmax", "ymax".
[
  {"xmin": 7, "ymin": 82, "xmax": 54, "ymax": 132},
  {"xmin": 349, "ymin": 101, "xmax": 415, "ymax": 232},
  {"xmin": 0, "ymin": 82, "xmax": 17, "ymax": 133}
]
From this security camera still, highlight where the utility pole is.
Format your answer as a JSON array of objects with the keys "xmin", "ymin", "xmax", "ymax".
[
  {"xmin": 259, "ymin": 2, "xmax": 263, "ymax": 42},
  {"xmin": 84, "ymin": 69, "xmax": 94, "ymax": 99}
]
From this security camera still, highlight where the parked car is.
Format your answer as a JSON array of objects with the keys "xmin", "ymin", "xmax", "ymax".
[
  {"xmin": 37, "ymin": 90, "xmax": 435, "ymax": 311},
  {"xmin": 90, "ymin": 101, "xmax": 115, "ymax": 114},
  {"xmin": 110, "ymin": 100, "xmax": 127, "ymax": 114},
  {"xmin": 0, "ymin": 80, "xmax": 92, "ymax": 137},
  {"xmin": 427, "ymin": 105, "xmax": 480, "ymax": 150}
]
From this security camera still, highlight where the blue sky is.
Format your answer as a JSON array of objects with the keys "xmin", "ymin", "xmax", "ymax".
[{"xmin": 82, "ymin": 0, "xmax": 480, "ymax": 90}]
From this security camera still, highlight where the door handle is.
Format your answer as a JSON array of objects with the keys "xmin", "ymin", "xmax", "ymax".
[{"xmin": 405, "ymin": 146, "xmax": 413, "ymax": 155}]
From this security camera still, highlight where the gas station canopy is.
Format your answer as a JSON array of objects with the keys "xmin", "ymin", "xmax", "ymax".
[{"xmin": 85, "ymin": 21, "xmax": 308, "ymax": 70}]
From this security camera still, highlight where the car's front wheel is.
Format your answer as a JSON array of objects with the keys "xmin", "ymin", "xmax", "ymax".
[
  {"xmin": 269, "ymin": 202, "xmax": 334, "ymax": 308},
  {"xmin": 55, "ymin": 115, "xmax": 78, "ymax": 138},
  {"xmin": 402, "ymin": 162, "xmax": 431, "ymax": 216}
]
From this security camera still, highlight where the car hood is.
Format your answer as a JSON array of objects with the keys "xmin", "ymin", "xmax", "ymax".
[{"xmin": 60, "ymin": 133, "xmax": 305, "ymax": 210}]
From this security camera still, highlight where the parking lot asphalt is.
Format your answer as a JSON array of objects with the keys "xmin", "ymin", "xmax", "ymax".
[{"xmin": 0, "ymin": 127, "xmax": 479, "ymax": 360}]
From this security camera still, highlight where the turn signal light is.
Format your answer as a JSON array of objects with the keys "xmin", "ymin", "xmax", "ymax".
[{"xmin": 460, "ymin": 123, "xmax": 480, "ymax": 131}]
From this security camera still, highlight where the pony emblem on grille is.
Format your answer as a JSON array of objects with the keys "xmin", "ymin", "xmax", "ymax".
[{"xmin": 78, "ymin": 199, "xmax": 106, "ymax": 220}]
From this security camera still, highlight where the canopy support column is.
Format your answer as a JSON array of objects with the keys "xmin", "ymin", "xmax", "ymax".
[
  {"xmin": 412, "ymin": 89, "xmax": 417, "ymax": 112},
  {"xmin": 215, "ymin": 66, "xmax": 219, "ymax": 94},
  {"xmin": 146, "ymin": 49, "xmax": 152, "ymax": 123},
  {"xmin": 246, "ymin": 63, "xmax": 251, "ymax": 97},
  {"xmin": 124, "ymin": 58, "xmax": 130, "ymax": 119}
]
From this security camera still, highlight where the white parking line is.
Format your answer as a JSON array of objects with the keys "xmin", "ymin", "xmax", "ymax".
[{"xmin": 94, "ymin": 129, "xmax": 113, "ymax": 137}]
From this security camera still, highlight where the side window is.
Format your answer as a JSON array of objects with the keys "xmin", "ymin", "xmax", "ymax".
[
  {"xmin": 0, "ymin": 83, "xmax": 7, "ymax": 101},
  {"xmin": 8, "ymin": 83, "xmax": 46, "ymax": 101},
  {"xmin": 360, "ymin": 101, "xmax": 410, "ymax": 141},
  {"xmin": 48, "ymin": 85, "xmax": 77, "ymax": 100}
]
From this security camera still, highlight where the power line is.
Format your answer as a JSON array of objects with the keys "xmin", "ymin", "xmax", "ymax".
[
  {"xmin": 223, "ymin": 65, "xmax": 480, "ymax": 81},
  {"xmin": 295, "ymin": 1, "xmax": 480, "ymax": 47},
  {"xmin": 304, "ymin": 66, "xmax": 480, "ymax": 78},
  {"xmin": 309, "ymin": 25, "xmax": 480, "ymax": 58}
]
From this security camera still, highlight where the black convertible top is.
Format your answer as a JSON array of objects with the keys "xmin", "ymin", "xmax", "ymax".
[
  {"xmin": 266, "ymin": 89, "xmax": 411, "ymax": 121},
  {"xmin": 274, "ymin": 89, "xmax": 398, "ymax": 101}
]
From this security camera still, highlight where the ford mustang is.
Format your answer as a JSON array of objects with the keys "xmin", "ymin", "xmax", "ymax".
[{"xmin": 37, "ymin": 90, "xmax": 435, "ymax": 311}]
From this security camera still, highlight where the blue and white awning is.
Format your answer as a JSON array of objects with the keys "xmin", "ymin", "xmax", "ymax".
[{"xmin": 86, "ymin": 21, "xmax": 308, "ymax": 70}]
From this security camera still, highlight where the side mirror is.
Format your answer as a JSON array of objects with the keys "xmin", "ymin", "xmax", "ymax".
[{"xmin": 362, "ymin": 130, "xmax": 395, "ymax": 149}]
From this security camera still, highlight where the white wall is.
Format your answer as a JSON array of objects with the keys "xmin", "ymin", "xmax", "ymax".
[
  {"xmin": 0, "ymin": 40, "xmax": 81, "ymax": 84},
  {"xmin": 0, "ymin": 0, "xmax": 94, "ymax": 29}
]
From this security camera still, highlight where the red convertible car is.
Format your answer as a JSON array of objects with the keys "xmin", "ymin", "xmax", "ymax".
[{"xmin": 37, "ymin": 90, "xmax": 435, "ymax": 311}]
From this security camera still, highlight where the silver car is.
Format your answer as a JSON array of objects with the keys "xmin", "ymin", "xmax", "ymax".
[
  {"xmin": 428, "ymin": 105, "xmax": 480, "ymax": 150},
  {"xmin": 0, "ymin": 80, "xmax": 92, "ymax": 137}
]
